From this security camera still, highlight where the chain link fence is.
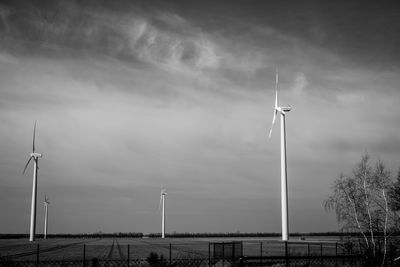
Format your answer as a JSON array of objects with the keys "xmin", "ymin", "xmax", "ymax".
[{"xmin": 0, "ymin": 239, "xmax": 398, "ymax": 266}]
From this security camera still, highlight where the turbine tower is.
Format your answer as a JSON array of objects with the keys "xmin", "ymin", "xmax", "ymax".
[
  {"xmin": 44, "ymin": 196, "xmax": 50, "ymax": 239},
  {"xmin": 159, "ymin": 188, "xmax": 167, "ymax": 238},
  {"xmin": 268, "ymin": 71, "xmax": 291, "ymax": 241},
  {"xmin": 23, "ymin": 121, "xmax": 43, "ymax": 242}
]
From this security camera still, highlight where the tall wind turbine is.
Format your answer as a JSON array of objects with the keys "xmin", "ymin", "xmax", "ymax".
[
  {"xmin": 159, "ymin": 188, "xmax": 167, "ymax": 238},
  {"xmin": 268, "ymin": 71, "xmax": 291, "ymax": 241},
  {"xmin": 23, "ymin": 122, "xmax": 43, "ymax": 242},
  {"xmin": 43, "ymin": 196, "xmax": 50, "ymax": 239}
]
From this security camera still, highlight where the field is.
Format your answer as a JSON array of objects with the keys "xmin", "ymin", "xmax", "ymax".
[{"xmin": 0, "ymin": 236, "xmax": 348, "ymax": 262}]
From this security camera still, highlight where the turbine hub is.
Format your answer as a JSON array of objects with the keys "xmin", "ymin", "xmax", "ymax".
[
  {"xmin": 280, "ymin": 106, "xmax": 291, "ymax": 113},
  {"xmin": 31, "ymin": 152, "xmax": 43, "ymax": 158}
]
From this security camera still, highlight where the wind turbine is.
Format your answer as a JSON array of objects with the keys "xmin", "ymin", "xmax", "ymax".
[
  {"xmin": 43, "ymin": 196, "xmax": 50, "ymax": 239},
  {"xmin": 268, "ymin": 71, "xmax": 291, "ymax": 241},
  {"xmin": 23, "ymin": 122, "xmax": 43, "ymax": 242},
  {"xmin": 159, "ymin": 188, "xmax": 167, "ymax": 238}
]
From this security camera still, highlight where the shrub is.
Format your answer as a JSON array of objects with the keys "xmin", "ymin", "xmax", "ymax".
[{"xmin": 146, "ymin": 252, "xmax": 168, "ymax": 267}]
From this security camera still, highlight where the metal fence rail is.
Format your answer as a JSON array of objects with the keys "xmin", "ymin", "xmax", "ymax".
[
  {"xmin": 1, "ymin": 239, "xmax": 398, "ymax": 267},
  {"xmin": 238, "ymin": 255, "xmax": 366, "ymax": 267},
  {"xmin": 0, "ymin": 256, "xmax": 366, "ymax": 267}
]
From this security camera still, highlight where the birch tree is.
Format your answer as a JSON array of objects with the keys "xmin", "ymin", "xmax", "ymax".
[
  {"xmin": 324, "ymin": 154, "xmax": 395, "ymax": 264},
  {"xmin": 389, "ymin": 169, "xmax": 400, "ymax": 212}
]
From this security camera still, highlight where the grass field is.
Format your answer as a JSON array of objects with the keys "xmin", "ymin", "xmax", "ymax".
[{"xmin": 0, "ymin": 236, "xmax": 348, "ymax": 261}]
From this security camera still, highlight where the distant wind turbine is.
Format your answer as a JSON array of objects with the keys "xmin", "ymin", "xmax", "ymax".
[
  {"xmin": 44, "ymin": 196, "xmax": 50, "ymax": 239},
  {"xmin": 23, "ymin": 122, "xmax": 43, "ymax": 242},
  {"xmin": 268, "ymin": 71, "xmax": 292, "ymax": 241},
  {"xmin": 159, "ymin": 188, "xmax": 167, "ymax": 238}
]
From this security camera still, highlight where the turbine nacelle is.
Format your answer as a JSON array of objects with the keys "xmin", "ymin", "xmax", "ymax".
[
  {"xmin": 159, "ymin": 189, "xmax": 167, "ymax": 210},
  {"xmin": 30, "ymin": 153, "xmax": 43, "ymax": 159},
  {"xmin": 276, "ymin": 106, "xmax": 291, "ymax": 114}
]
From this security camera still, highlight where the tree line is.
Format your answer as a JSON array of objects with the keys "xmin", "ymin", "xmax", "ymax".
[{"xmin": 3, "ymin": 231, "xmax": 399, "ymax": 239}]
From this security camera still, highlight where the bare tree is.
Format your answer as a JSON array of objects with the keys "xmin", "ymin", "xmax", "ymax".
[
  {"xmin": 389, "ymin": 169, "xmax": 400, "ymax": 212},
  {"xmin": 324, "ymin": 154, "xmax": 395, "ymax": 265}
]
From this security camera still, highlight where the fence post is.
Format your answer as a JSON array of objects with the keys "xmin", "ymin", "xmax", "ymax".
[
  {"xmin": 36, "ymin": 244, "xmax": 39, "ymax": 267},
  {"xmin": 335, "ymin": 242, "xmax": 338, "ymax": 267},
  {"xmin": 83, "ymin": 244, "xmax": 86, "ymax": 267},
  {"xmin": 285, "ymin": 241, "xmax": 289, "ymax": 267},
  {"xmin": 320, "ymin": 243, "xmax": 323, "ymax": 257},
  {"xmin": 169, "ymin": 243, "xmax": 172, "ymax": 267},
  {"xmin": 222, "ymin": 242, "xmax": 225, "ymax": 265},
  {"xmin": 307, "ymin": 243, "xmax": 310, "ymax": 256},
  {"xmin": 320, "ymin": 243, "xmax": 323, "ymax": 267},
  {"xmin": 335, "ymin": 242, "xmax": 338, "ymax": 257},
  {"xmin": 208, "ymin": 243, "xmax": 211, "ymax": 267},
  {"xmin": 260, "ymin": 242, "xmax": 262, "ymax": 266},
  {"xmin": 127, "ymin": 244, "xmax": 130, "ymax": 266},
  {"xmin": 214, "ymin": 243, "xmax": 216, "ymax": 265}
]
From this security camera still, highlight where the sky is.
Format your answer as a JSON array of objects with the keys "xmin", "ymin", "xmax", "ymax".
[{"xmin": 0, "ymin": 0, "xmax": 400, "ymax": 235}]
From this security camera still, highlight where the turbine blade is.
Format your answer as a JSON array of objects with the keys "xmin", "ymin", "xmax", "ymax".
[
  {"xmin": 33, "ymin": 121, "xmax": 36, "ymax": 153},
  {"xmin": 268, "ymin": 69, "xmax": 279, "ymax": 139},
  {"xmin": 275, "ymin": 70, "xmax": 279, "ymax": 108},
  {"xmin": 159, "ymin": 195, "xmax": 162, "ymax": 210},
  {"xmin": 268, "ymin": 110, "xmax": 277, "ymax": 139},
  {"xmin": 23, "ymin": 156, "xmax": 33, "ymax": 174},
  {"xmin": 272, "ymin": 110, "xmax": 277, "ymax": 126}
]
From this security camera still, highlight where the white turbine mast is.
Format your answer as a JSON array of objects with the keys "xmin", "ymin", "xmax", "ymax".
[
  {"xmin": 44, "ymin": 196, "xmax": 50, "ymax": 239},
  {"xmin": 159, "ymin": 188, "xmax": 167, "ymax": 238},
  {"xmin": 23, "ymin": 121, "xmax": 43, "ymax": 242},
  {"xmin": 268, "ymin": 70, "xmax": 291, "ymax": 241}
]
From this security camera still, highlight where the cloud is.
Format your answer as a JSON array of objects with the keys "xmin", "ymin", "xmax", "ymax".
[
  {"xmin": 291, "ymin": 72, "xmax": 308, "ymax": 95},
  {"xmin": 0, "ymin": 2, "xmax": 221, "ymax": 76},
  {"xmin": 129, "ymin": 18, "xmax": 220, "ymax": 73}
]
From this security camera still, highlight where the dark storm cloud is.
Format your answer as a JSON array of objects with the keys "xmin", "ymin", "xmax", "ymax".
[
  {"xmin": 1, "ymin": 0, "xmax": 399, "ymax": 76},
  {"xmin": 168, "ymin": 0, "xmax": 400, "ymax": 70},
  {"xmin": 0, "ymin": 0, "xmax": 138, "ymax": 57},
  {"xmin": 3, "ymin": 0, "xmax": 398, "ymax": 99},
  {"xmin": 0, "ymin": 0, "xmax": 220, "ymax": 72}
]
